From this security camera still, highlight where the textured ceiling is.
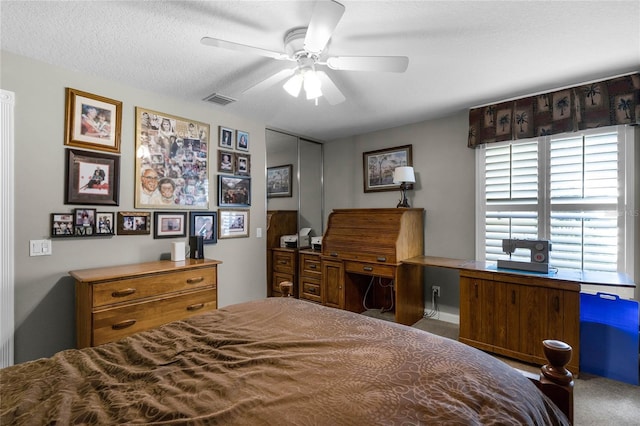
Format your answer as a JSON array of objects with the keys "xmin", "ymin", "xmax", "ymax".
[{"xmin": 1, "ymin": 0, "xmax": 639, "ymax": 141}]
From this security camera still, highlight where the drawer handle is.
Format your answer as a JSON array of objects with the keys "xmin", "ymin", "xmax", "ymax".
[
  {"xmin": 309, "ymin": 288, "xmax": 317, "ymax": 294},
  {"xmin": 112, "ymin": 319, "xmax": 136, "ymax": 330},
  {"xmin": 187, "ymin": 303, "xmax": 204, "ymax": 311},
  {"xmin": 330, "ymin": 252, "xmax": 338, "ymax": 257},
  {"xmin": 309, "ymin": 264, "xmax": 317, "ymax": 269},
  {"xmin": 186, "ymin": 277, "xmax": 205, "ymax": 284},
  {"xmin": 363, "ymin": 266, "xmax": 373, "ymax": 272},
  {"xmin": 112, "ymin": 288, "xmax": 136, "ymax": 298},
  {"xmin": 377, "ymin": 256, "xmax": 387, "ymax": 262},
  {"xmin": 278, "ymin": 260, "xmax": 288, "ymax": 265}
]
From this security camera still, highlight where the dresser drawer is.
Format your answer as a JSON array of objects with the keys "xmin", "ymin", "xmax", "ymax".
[
  {"xmin": 92, "ymin": 268, "xmax": 217, "ymax": 307},
  {"xmin": 300, "ymin": 276, "xmax": 322, "ymax": 303},
  {"xmin": 273, "ymin": 271, "xmax": 294, "ymax": 294},
  {"xmin": 273, "ymin": 251, "xmax": 295, "ymax": 274},
  {"xmin": 300, "ymin": 253, "xmax": 321, "ymax": 275},
  {"xmin": 92, "ymin": 287, "xmax": 216, "ymax": 345},
  {"xmin": 344, "ymin": 261, "xmax": 395, "ymax": 278}
]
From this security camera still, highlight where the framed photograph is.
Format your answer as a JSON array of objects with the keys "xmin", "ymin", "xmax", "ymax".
[
  {"xmin": 363, "ymin": 144, "xmax": 413, "ymax": 192},
  {"xmin": 64, "ymin": 88, "xmax": 122, "ymax": 153},
  {"xmin": 96, "ymin": 212, "xmax": 115, "ymax": 235},
  {"xmin": 218, "ymin": 175, "xmax": 251, "ymax": 207},
  {"xmin": 154, "ymin": 211, "xmax": 188, "ymax": 239},
  {"xmin": 236, "ymin": 130, "xmax": 249, "ymax": 151},
  {"xmin": 218, "ymin": 209, "xmax": 250, "ymax": 239},
  {"xmin": 219, "ymin": 126, "xmax": 234, "ymax": 149},
  {"xmin": 267, "ymin": 164, "xmax": 292, "ymax": 198},
  {"xmin": 65, "ymin": 148, "xmax": 120, "ymax": 205},
  {"xmin": 135, "ymin": 107, "xmax": 210, "ymax": 209},
  {"xmin": 50, "ymin": 213, "xmax": 75, "ymax": 237},
  {"xmin": 117, "ymin": 211, "xmax": 150, "ymax": 235},
  {"xmin": 235, "ymin": 153, "xmax": 251, "ymax": 176},
  {"xmin": 73, "ymin": 208, "xmax": 96, "ymax": 236},
  {"xmin": 218, "ymin": 150, "xmax": 235, "ymax": 173},
  {"xmin": 190, "ymin": 211, "xmax": 217, "ymax": 244}
]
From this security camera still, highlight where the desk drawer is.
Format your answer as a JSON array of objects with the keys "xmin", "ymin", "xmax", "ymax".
[
  {"xmin": 92, "ymin": 287, "xmax": 216, "ymax": 346},
  {"xmin": 300, "ymin": 276, "xmax": 322, "ymax": 303},
  {"xmin": 273, "ymin": 251, "xmax": 295, "ymax": 274},
  {"xmin": 92, "ymin": 268, "xmax": 217, "ymax": 307},
  {"xmin": 344, "ymin": 261, "xmax": 395, "ymax": 278},
  {"xmin": 300, "ymin": 253, "xmax": 321, "ymax": 275}
]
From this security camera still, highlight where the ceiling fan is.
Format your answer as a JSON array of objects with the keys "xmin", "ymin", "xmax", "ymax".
[{"xmin": 201, "ymin": 0, "xmax": 409, "ymax": 105}]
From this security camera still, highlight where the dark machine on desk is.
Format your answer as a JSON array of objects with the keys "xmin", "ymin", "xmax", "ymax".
[{"xmin": 497, "ymin": 239, "xmax": 552, "ymax": 273}]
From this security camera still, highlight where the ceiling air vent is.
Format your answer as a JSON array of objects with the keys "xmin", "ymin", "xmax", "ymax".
[{"xmin": 203, "ymin": 93, "xmax": 237, "ymax": 106}]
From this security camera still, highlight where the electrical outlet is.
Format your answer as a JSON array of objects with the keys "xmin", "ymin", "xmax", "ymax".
[{"xmin": 432, "ymin": 286, "xmax": 441, "ymax": 297}]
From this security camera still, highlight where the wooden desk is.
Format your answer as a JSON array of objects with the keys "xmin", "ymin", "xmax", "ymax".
[{"xmin": 403, "ymin": 256, "xmax": 636, "ymax": 375}]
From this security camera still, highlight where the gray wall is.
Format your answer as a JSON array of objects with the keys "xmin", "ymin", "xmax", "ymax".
[
  {"xmin": 3, "ymin": 51, "xmax": 268, "ymax": 363},
  {"xmin": 323, "ymin": 112, "xmax": 477, "ymax": 320}
]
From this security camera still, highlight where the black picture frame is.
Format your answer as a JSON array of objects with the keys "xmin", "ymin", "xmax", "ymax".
[
  {"xmin": 190, "ymin": 211, "xmax": 217, "ymax": 244},
  {"xmin": 50, "ymin": 213, "xmax": 75, "ymax": 238},
  {"xmin": 96, "ymin": 211, "xmax": 116, "ymax": 235},
  {"xmin": 153, "ymin": 211, "xmax": 188, "ymax": 239},
  {"xmin": 73, "ymin": 208, "xmax": 96, "ymax": 236},
  {"xmin": 65, "ymin": 148, "xmax": 120, "ymax": 205},
  {"xmin": 218, "ymin": 175, "xmax": 251, "ymax": 207},
  {"xmin": 267, "ymin": 164, "xmax": 292, "ymax": 198}
]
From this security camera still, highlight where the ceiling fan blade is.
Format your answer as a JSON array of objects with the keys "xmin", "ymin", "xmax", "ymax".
[
  {"xmin": 201, "ymin": 36, "xmax": 290, "ymax": 60},
  {"xmin": 243, "ymin": 68, "xmax": 296, "ymax": 94},
  {"xmin": 304, "ymin": 0, "xmax": 345, "ymax": 54},
  {"xmin": 316, "ymin": 71, "xmax": 346, "ymax": 105},
  {"xmin": 325, "ymin": 56, "xmax": 409, "ymax": 73}
]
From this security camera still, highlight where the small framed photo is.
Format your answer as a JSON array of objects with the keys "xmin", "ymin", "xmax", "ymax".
[
  {"xmin": 190, "ymin": 211, "xmax": 217, "ymax": 244},
  {"xmin": 64, "ymin": 88, "xmax": 122, "ymax": 153},
  {"xmin": 51, "ymin": 213, "xmax": 75, "ymax": 237},
  {"xmin": 236, "ymin": 130, "xmax": 249, "ymax": 151},
  {"xmin": 96, "ymin": 212, "xmax": 115, "ymax": 235},
  {"xmin": 218, "ymin": 150, "xmax": 235, "ymax": 173},
  {"xmin": 363, "ymin": 144, "xmax": 413, "ymax": 192},
  {"xmin": 65, "ymin": 148, "xmax": 120, "ymax": 205},
  {"xmin": 117, "ymin": 211, "xmax": 150, "ymax": 235},
  {"xmin": 235, "ymin": 153, "xmax": 251, "ymax": 176},
  {"xmin": 154, "ymin": 211, "xmax": 188, "ymax": 239},
  {"xmin": 267, "ymin": 164, "xmax": 292, "ymax": 198},
  {"xmin": 74, "ymin": 208, "xmax": 96, "ymax": 236},
  {"xmin": 218, "ymin": 209, "xmax": 250, "ymax": 239},
  {"xmin": 219, "ymin": 126, "xmax": 234, "ymax": 149},
  {"xmin": 218, "ymin": 175, "xmax": 251, "ymax": 207}
]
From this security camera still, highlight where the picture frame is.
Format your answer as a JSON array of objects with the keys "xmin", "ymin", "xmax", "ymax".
[
  {"xmin": 190, "ymin": 211, "xmax": 217, "ymax": 244},
  {"xmin": 73, "ymin": 208, "xmax": 96, "ymax": 236},
  {"xmin": 65, "ymin": 148, "xmax": 120, "ymax": 205},
  {"xmin": 135, "ymin": 107, "xmax": 210, "ymax": 209},
  {"xmin": 218, "ymin": 209, "xmax": 250, "ymax": 239},
  {"xmin": 117, "ymin": 211, "xmax": 150, "ymax": 235},
  {"xmin": 96, "ymin": 212, "xmax": 115, "ymax": 235},
  {"xmin": 218, "ymin": 150, "xmax": 235, "ymax": 174},
  {"xmin": 64, "ymin": 88, "xmax": 122, "ymax": 153},
  {"xmin": 267, "ymin": 164, "xmax": 292, "ymax": 198},
  {"xmin": 236, "ymin": 130, "xmax": 249, "ymax": 151},
  {"xmin": 153, "ymin": 211, "xmax": 188, "ymax": 239},
  {"xmin": 219, "ymin": 126, "xmax": 234, "ymax": 149},
  {"xmin": 50, "ymin": 213, "xmax": 75, "ymax": 237},
  {"xmin": 218, "ymin": 175, "xmax": 251, "ymax": 207},
  {"xmin": 235, "ymin": 153, "xmax": 251, "ymax": 176},
  {"xmin": 363, "ymin": 144, "xmax": 413, "ymax": 193}
]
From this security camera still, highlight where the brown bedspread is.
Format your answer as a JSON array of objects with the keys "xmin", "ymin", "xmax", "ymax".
[{"xmin": 1, "ymin": 298, "xmax": 568, "ymax": 425}]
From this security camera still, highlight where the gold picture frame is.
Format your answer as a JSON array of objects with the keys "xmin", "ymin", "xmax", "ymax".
[{"xmin": 64, "ymin": 88, "xmax": 122, "ymax": 153}]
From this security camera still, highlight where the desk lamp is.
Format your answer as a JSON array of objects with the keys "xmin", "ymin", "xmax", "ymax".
[{"xmin": 393, "ymin": 166, "xmax": 415, "ymax": 208}]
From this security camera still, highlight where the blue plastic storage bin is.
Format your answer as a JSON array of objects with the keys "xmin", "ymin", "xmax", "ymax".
[{"xmin": 580, "ymin": 292, "xmax": 639, "ymax": 385}]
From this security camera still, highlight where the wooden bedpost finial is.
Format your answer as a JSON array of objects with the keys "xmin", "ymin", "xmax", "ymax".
[
  {"xmin": 279, "ymin": 281, "xmax": 293, "ymax": 297},
  {"xmin": 541, "ymin": 339, "xmax": 573, "ymax": 385}
]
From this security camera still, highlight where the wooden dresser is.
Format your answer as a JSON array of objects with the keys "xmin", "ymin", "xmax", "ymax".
[
  {"xmin": 71, "ymin": 258, "xmax": 220, "ymax": 348},
  {"xmin": 299, "ymin": 249, "xmax": 322, "ymax": 303},
  {"xmin": 266, "ymin": 210, "xmax": 297, "ymax": 297},
  {"xmin": 321, "ymin": 208, "xmax": 424, "ymax": 325}
]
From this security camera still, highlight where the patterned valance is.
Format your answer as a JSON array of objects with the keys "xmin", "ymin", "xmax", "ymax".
[{"xmin": 468, "ymin": 73, "xmax": 640, "ymax": 148}]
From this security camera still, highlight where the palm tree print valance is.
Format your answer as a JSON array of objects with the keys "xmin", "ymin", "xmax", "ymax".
[{"xmin": 467, "ymin": 73, "xmax": 639, "ymax": 148}]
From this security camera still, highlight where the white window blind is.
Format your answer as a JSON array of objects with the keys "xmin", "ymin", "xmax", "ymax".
[{"xmin": 478, "ymin": 126, "xmax": 632, "ymax": 274}]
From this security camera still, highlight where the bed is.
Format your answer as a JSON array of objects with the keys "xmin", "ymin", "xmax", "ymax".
[{"xmin": 1, "ymin": 297, "xmax": 571, "ymax": 425}]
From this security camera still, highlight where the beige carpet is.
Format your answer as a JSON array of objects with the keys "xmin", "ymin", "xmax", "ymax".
[{"xmin": 362, "ymin": 309, "xmax": 640, "ymax": 425}]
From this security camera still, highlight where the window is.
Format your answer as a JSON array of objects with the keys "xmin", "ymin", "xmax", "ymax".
[{"xmin": 476, "ymin": 125, "xmax": 635, "ymax": 274}]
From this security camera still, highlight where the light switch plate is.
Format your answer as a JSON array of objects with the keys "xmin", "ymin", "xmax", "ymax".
[{"xmin": 29, "ymin": 239, "xmax": 52, "ymax": 256}]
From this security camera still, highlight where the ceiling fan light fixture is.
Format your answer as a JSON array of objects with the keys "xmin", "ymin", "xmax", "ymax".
[
  {"xmin": 303, "ymin": 70, "xmax": 322, "ymax": 100},
  {"xmin": 283, "ymin": 73, "xmax": 303, "ymax": 97}
]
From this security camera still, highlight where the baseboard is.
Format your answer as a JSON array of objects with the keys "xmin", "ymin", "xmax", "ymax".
[{"xmin": 424, "ymin": 309, "xmax": 459, "ymax": 325}]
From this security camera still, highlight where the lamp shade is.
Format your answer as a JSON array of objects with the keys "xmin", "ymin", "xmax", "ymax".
[{"xmin": 393, "ymin": 166, "xmax": 415, "ymax": 184}]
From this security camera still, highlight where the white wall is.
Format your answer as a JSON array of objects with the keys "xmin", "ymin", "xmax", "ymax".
[
  {"xmin": 2, "ymin": 51, "xmax": 268, "ymax": 363},
  {"xmin": 324, "ymin": 111, "xmax": 476, "ymax": 318}
]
